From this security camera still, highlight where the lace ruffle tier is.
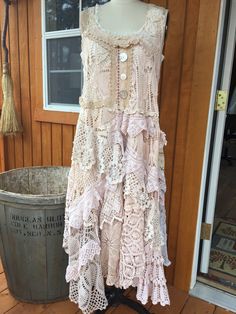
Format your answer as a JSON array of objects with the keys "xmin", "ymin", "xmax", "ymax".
[{"xmin": 63, "ymin": 105, "xmax": 171, "ymax": 313}]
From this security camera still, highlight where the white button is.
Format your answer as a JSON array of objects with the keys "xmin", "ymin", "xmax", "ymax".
[
  {"xmin": 120, "ymin": 90, "xmax": 128, "ymax": 99},
  {"xmin": 120, "ymin": 73, "xmax": 127, "ymax": 80},
  {"xmin": 119, "ymin": 52, "xmax": 128, "ymax": 62}
]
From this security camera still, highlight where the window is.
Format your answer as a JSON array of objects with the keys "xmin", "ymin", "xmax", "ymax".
[
  {"xmin": 42, "ymin": 0, "xmax": 83, "ymax": 113},
  {"xmin": 41, "ymin": 0, "xmax": 110, "ymax": 114}
]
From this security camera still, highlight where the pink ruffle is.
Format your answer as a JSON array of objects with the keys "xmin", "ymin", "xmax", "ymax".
[
  {"xmin": 136, "ymin": 249, "xmax": 170, "ymax": 306},
  {"xmin": 73, "ymin": 109, "xmax": 159, "ymax": 164},
  {"xmin": 65, "ymin": 264, "xmax": 80, "ymax": 282},
  {"xmin": 110, "ymin": 111, "xmax": 158, "ymax": 139},
  {"xmin": 100, "ymin": 182, "xmax": 124, "ymax": 228},
  {"xmin": 124, "ymin": 145, "xmax": 147, "ymax": 177},
  {"xmin": 114, "ymin": 244, "xmax": 170, "ymax": 306},
  {"xmin": 69, "ymin": 178, "xmax": 106, "ymax": 230},
  {"xmin": 157, "ymin": 167, "xmax": 171, "ymax": 267},
  {"xmin": 158, "ymin": 167, "xmax": 167, "ymax": 206},
  {"xmin": 65, "ymin": 239, "xmax": 101, "ymax": 282},
  {"xmin": 65, "ymin": 240, "xmax": 101, "ymax": 282},
  {"xmin": 159, "ymin": 129, "xmax": 167, "ymax": 147},
  {"xmin": 146, "ymin": 165, "xmax": 159, "ymax": 193},
  {"xmin": 78, "ymin": 240, "xmax": 101, "ymax": 272}
]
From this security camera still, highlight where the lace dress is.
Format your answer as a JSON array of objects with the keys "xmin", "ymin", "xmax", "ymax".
[{"xmin": 63, "ymin": 3, "xmax": 171, "ymax": 314}]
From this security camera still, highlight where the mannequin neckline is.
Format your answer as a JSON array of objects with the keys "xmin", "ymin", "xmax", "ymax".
[{"xmin": 94, "ymin": 3, "xmax": 154, "ymax": 38}]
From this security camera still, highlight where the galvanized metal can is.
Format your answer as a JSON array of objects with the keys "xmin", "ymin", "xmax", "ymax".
[{"xmin": 0, "ymin": 166, "xmax": 70, "ymax": 303}]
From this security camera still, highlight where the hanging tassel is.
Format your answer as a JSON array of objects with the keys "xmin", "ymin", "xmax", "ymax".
[{"xmin": 0, "ymin": 0, "xmax": 23, "ymax": 136}]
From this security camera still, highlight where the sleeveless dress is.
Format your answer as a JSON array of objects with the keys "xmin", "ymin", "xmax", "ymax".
[{"xmin": 62, "ymin": 3, "xmax": 171, "ymax": 314}]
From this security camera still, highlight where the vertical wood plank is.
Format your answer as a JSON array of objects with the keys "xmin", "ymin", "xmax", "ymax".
[
  {"xmin": 0, "ymin": 4, "xmax": 6, "ymax": 172},
  {"xmin": 0, "ymin": 9, "xmax": 3, "ymax": 108},
  {"xmin": 52, "ymin": 124, "xmax": 63, "ymax": 165},
  {"xmin": 174, "ymin": 0, "xmax": 221, "ymax": 291},
  {"xmin": 167, "ymin": 0, "xmax": 200, "ymax": 281},
  {"xmin": 9, "ymin": 0, "xmax": 24, "ymax": 169},
  {"xmin": 157, "ymin": 0, "xmax": 188, "ymax": 283},
  {"xmin": 0, "ymin": 135, "xmax": 6, "ymax": 172},
  {"xmin": 42, "ymin": 122, "xmax": 52, "ymax": 165},
  {"xmin": 2, "ymin": 0, "xmax": 15, "ymax": 170},
  {"xmin": 28, "ymin": 0, "xmax": 42, "ymax": 166},
  {"xmin": 62, "ymin": 125, "xmax": 74, "ymax": 166},
  {"xmin": 18, "ymin": 0, "xmax": 33, "ymax": 167}
]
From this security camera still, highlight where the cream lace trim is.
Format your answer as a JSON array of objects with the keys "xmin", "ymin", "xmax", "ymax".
[{"xmin": 80, "ymin": 4, "xmax": 168, "ymax": 57}]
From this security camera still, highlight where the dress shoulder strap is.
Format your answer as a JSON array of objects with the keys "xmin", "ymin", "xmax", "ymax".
[
  {"xmin": 161, "ymin": 7, "xmax": 169, "ymax": 34},
  {"xmin": 79, "ymin": 7, "xmax": 90, "ymax": 34}
]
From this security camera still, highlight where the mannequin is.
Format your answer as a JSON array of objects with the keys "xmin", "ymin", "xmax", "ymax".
[
  {"xmin": 96, "ymin": 0, "xmax": 151, "ymax": 34},
  {"xmin": 76, "ymin": 1, "xmax": 169, "ymax": 313}
]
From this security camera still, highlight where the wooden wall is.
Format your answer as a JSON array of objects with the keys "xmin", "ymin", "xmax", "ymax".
[{"xmin": 0, "ymin": 0, "xmax": 221, "ymax": 291}]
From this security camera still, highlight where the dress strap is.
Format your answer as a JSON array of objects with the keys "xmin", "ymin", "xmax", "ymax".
[{"xmin": 80, "ymin": 6, "xmax": 90, "ymax": 34}]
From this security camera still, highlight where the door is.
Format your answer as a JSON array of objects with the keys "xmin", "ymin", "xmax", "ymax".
[{"xmin": 200, "ymin": 0, "xmax": 236, "ymax": 282}]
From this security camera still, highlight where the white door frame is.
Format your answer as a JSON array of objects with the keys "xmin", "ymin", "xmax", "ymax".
[
  {"xmin": 200, "ymin": 0, "xmax": 236, "ymax": 274},
  {"xmin": 190, "ymin": 0, "xmax": 236, "ymax": 295}
]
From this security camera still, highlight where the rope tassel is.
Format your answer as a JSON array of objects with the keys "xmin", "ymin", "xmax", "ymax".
[{"xmin": 0, "ymin": 0, "xmax": 23, "ymax": 135}]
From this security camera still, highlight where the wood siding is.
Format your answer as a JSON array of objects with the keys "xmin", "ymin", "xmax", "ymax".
[{"xmin": 0, "ymin": 0, "xmax": 221, "ymax": 291}]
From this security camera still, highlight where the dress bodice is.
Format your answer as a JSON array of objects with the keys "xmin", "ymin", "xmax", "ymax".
[{"xmin": 79, "ymin": 3, "xmax": 168, "ymax": 117}]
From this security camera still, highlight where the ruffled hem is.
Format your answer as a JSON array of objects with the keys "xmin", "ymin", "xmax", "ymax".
[
  {"xmin": 69, "ymin": 292, "xmax": 108, "ymax": 314},
  {"xmin": 63, "ymin": 101, "xmax": 171, "ymax": 313},
  {"xmin": 136, "ymin": 252, "xmax": 170, "ymax": 306},
  {"xmin": 68, "ymin": 258, "xmax": 108, "ymax": 314},
  {"xmin": 110, "ymin": 248, "xmax": 170, "ymax": 306},
  {"xmin": 64, "ymin": 162, "xmax": 171, "ymax": 286}
]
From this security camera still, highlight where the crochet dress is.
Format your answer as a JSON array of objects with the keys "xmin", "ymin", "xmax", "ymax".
[{"xmin": 63, "ymin": 3, "xmax": 171, "ymax": 314}]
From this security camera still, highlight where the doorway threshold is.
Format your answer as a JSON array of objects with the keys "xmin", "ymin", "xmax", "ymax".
[
  {"xmin": 197, "ymin": 274, "xmax": 236, "ymax": 296},
  {"xmin": 189, "ymin": 281, "xmax": 236, "ymax": 312}
]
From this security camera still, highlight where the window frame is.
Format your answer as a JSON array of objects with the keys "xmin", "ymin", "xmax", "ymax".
[{"xmin": 41, "ymin": 0, "xmax": 82, "ymax": 114}]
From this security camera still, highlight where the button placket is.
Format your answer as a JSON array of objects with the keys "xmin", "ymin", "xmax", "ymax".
[
  {"xmin": 112, "ymin": 46, "xmax": 133, "ymax": 111},
  {"xmin": 118, "ymin": 49, "xmax": 129, "ymax": 108}
]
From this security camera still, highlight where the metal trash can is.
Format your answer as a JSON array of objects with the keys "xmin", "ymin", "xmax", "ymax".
[{"xmin": 0, "ymin": 166, "xmax": 70, "ymax": 303}]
